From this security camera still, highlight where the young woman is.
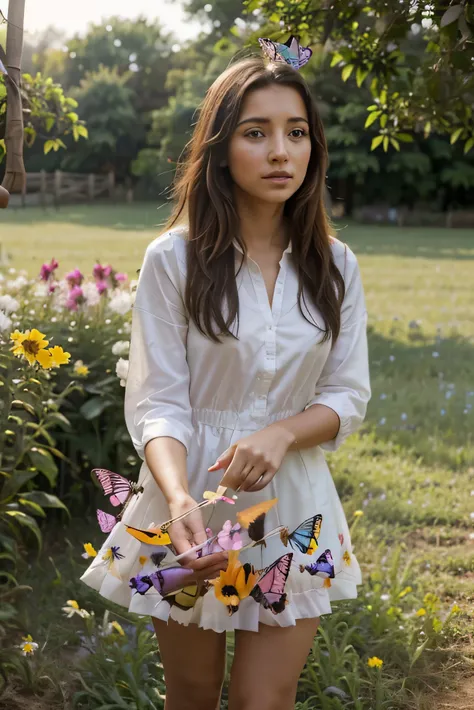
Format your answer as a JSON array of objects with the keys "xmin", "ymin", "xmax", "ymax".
[{"xmin": 81, "ymin": 51, "xmax": 370, "ymax": 710}]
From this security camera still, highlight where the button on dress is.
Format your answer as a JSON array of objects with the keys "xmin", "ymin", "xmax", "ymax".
[{"xmin": 80, "ymin": 227, "xmax": 371, "ymax": 632}]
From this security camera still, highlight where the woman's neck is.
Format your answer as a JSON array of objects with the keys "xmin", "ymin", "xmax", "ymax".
[{"xmin": 234, "ymin": 190, "xmax": 289, "ymax": 254}]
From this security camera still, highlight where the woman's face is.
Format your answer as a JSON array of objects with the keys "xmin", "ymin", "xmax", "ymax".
[{"xmin": 227, "ymin": 84, "xmax": 312, "ymax": 205}]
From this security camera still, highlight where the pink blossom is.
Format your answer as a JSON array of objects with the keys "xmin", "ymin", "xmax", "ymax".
[
  {"xmin": 66, "ymin": 285, "xmax": 84, "ymax": 311},
  {"xmin": 40, "ymin": 258, "xmax": 59, "ymax": 281},
  {"xmin": 114, "ymin": 272, "xmax": 128, "ymax": 283},
  {"xmin": 66, "ymin": 268, "xmax": 84, "ymax": 287},
  {"xmin": 96, "ymin": 279, "xmax": 108, "ymax": 295},
  {"xmin": 48, "ymin": 282, "xmax": 57, "ymax": 294},
  {"xmin": 93, "ymin": 263, "xmax": 112, "ymax": 281}
]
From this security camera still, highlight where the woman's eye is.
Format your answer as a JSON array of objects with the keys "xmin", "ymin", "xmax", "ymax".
[
  {"xmin": 290, "ymin": 128, "xmax": 307, "ymax": 138},
  {"xmin": 246, "ymin": 130, "xmax": 264, "ymax": 138}
]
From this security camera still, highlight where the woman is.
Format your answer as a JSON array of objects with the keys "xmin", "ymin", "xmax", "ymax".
[{"xmin": 81, "ymin": 50, "xmax": 370, "ymax": 710}]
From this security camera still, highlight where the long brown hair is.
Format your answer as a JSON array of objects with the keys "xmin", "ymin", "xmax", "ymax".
[{"xmin": 165, "ymin": 56, "xmax": 345, "ymax": 343}]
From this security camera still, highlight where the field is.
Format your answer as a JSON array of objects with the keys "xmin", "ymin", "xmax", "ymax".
[{"xmin": 1, "ymin": 204, "xmax": 473, "ymax": 709}]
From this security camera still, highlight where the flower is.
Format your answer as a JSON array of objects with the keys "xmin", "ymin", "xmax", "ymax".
[
  {"xmin": 19, "ymin": 634, "xmax": 39, "ymax": 656},
  {"xmin": 66, "ymin": 285, "xmax": 84, "ymax": 311},
  {"xmin": 210, "ymin": 550, "xmax": 258, "ymax": 615},
  {"xmin": 416, "ymin": 608, "xmax": 426, "ymax": 617},
  {"xmin": 96, "ymin": 279, "xmax": 108, "ymax": 295},
  {"xmin": 40, "ymin": 258, "xmax": 59, "ymax": 281},
  {"xmin": 10, "ymin": 328, "xmax": 49, "ymax": 365},
  {"xmin": 367, "ymin": 656, "xmax": 383, "ymax": 668},
  {"xmin": 62, "ymin": 600, "xmax": 91, "ymax": 619},
  {"xmin": 82, "ymin": 542, "xmax": 97, "ymax": 559},
  {"xmin": 112, "ymin": 340, "xmax": 130, "ymax": 357},
  {"xmin": 342, "ymin": 550, "xmax": 351, "ymax": 566},
  {"xmin": 115, "ymin": 272, "xmax": 128, "ymax": 283},
  {"xmin": 116, "ymin": 357, "xmax": 129, "ymax": 386},
  {"xmin": 398, "ymin": 586, "xmax": 412, "ymax": 598},
  {"xmin": 108, "ymin": 289, "xmax": 133, "ymax": 315},
  {"xmin": 110, "ymin": 620, "xmax": 125, "ymax": 635},
  {"xmin": 66, "ymin": 268, "xmax": 84, "ymax": 287},
  {"xmin": 0, "ymin": 294, "xmax": 20, "ymax": 314},
  {"xmin": 48, "ymin": 345, "xmax": 71, "ymax": 368},
  {"xmin": 0, "ymin": 310, "xmax": 12, "ymax": 333},
  {"xmin": 93, "ymin": 263, "xmax": 112, "ymax": 281},
  {"xmin": 81, "ymin": 281, "xmax": 101, "ymax": 307},
  {"xmin": 353, "ymin": 510, "xmax": 364, "ymax": 517},
  {"xmin": 451, "ymin": 603, "xmax": 461, "ymax": 615},
  {"xmin": 73, "ymin": 360, "xmax": 89, "ymax": 377}
]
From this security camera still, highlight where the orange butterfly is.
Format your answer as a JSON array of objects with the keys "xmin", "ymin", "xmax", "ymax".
[{"xmin": 237, "ymin": 498, "xmax": 278, "ymax": 544}]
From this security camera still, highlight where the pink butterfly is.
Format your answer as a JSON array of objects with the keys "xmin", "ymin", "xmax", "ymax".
[
  {"xmin": 338, "ymin": 533, "xmax": 344, "ymax": 546},
  {"xmin": 97, "ymin": 509, "xmax": 117, "ymax": 533},
  {"xmin": 251, "ymin": 553, "xmax": 293, "ymax": 614},
  {"xmin": 94, "ymin": 468, "xmax": 142, "ymax": 506},
  {"xmin": 217, "ymin": 520, "xmax": 242, "ymax": 551}
]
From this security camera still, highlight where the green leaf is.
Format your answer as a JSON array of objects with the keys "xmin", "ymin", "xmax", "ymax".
[
  {"xmin": 383, "ymin": 136, "xmax": 389, "ymax": 152},
  {"xmin": 2, "ymin": 470, "xmax": 38, "ymax": 499},
  {"xmin": 45, "ymin": 412, "xmax": 71, "ymax": 431},
  {"xmin": 356, "ymin": 67, "xmax": 369, "ymax": 88},
  {"xmin": 424, "ymin": 121, "xmax": 431, "ymax": 138},
  {"xmin": 440, "ymin": 5, "xmax": 463, "ymax": 27},
  {"xmin": 380, "ymin": 114, "xmax": 388, "ymax": 128},
  {"xmin": 379, "ymin": 90, "xmax": 387, "ymax": 105},
  {"xmin": 450, "ymin": 127, "xmax": 463, "ymax": 144},
  {"xmin": 66, "ymin": 111, "xmax": 79, "ymax": 123},
  {"xmin": 45, "ymin": 116, "xmax": 55, "ymax": 132},
  {"xmin": 390, "ymin": 138, "xmax": 400, "ymax": 151},
  {"xmin": 20, "ymin": 491, "xmax": 69, "ymax": 513},
  {"xmin": 80, "ymin": 397, "xmax": 111, "ymax": 420},
  {"xmin": 341, "ymin": 65, "xmax": 354, "ymax": 82},
  {"xmin": 76, "ymin": 124, "xmax": 88, "ymax": 139},
  {"xmin": 5, "ymin": 511, "xmax": 42, "ymax": 549},
  {"xmin": 371, "ymin": 135, "xmax": 384, "ymax": 150},
  {"xmin": 365, "ymin": 111, "xmax": 381, "ymax": 128},
  {"xmin": 464, "ymin": 137, "xmax": 474, "ymax": 154},
  {"xmin": 27, "ymin": 447, "xmax": 58, "ymax": 486},
  {"xmin": 396, "ymin": 133, "xmax": 414, "ymax": 143},
  {"xmin": 44, "ymin": 139, "xmax": 55, "ymax": 155},
  {"xmin": 330, "ymin": 53, "xmax": 343, "ymax": 68},
  {"xmin": 19, "ymin": 498, "xmax": 46, "ymax": 518},
  {"xmin": 269, "ymin": 12, "xmax": 280, "ymax": 23}
]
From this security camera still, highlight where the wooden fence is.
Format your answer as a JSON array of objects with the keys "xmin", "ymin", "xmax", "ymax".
[{"xmin": 15, "ymin": 170, "xmax": 115, "ymax": 206}]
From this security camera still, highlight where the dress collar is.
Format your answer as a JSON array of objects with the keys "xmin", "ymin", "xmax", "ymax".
[{"xmin": 232, "ymin": 238, "xmax": 292, "ymax": 255}]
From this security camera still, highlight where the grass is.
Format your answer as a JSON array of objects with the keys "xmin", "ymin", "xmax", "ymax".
[{"xmin": 2, "ymin": 204, "xmax": 474, "ymax": 708}]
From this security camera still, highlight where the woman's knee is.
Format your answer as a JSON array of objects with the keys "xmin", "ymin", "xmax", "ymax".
[
  {"xmin": 165, "ymin": 675, "xmax": 223, "ymax": 710},
  {"xmin": 228, "ymin": 681, "xmax": 296, "ymax": 710}
]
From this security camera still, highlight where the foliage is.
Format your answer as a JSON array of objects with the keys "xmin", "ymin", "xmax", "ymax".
[
  {"xmin": 0, "ymin": 71, "xmax": 88, "ymax": 163},
  {"xmin": 245, "ymin": 0, "xmax": 474, "ymax": 153}
]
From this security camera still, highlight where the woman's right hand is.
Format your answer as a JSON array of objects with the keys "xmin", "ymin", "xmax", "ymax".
[{"xmin": 167, "ymin": 492, "xmax": 228, "ymax": 582}]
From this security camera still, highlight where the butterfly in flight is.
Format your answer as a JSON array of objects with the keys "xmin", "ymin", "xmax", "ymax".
[
  {"xmin": 236, "ymin": 498, "xmax": 278, "ymax": 545},
  {"xmin": 125, "ymin": 524, "xmax": 172, "ymax": 547},
  {"xmin": 251, "ymin": 553, "xmax": 293, "ymax": 614},
  {"xmin": 94, "ymin": 468, "xmax": 143, "ymax": 507},
  {"xmin": 280, "ymin": 514, "xmax": 322, "ymax": 555}
]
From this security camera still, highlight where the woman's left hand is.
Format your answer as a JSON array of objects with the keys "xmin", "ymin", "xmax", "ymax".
[{"xmin": 208, "ymin": 424, "xmax": 295, "ymax": 493}]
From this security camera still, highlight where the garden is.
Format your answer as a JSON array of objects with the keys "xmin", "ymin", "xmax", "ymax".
[{"xmin": 0, "ymin": 204, "xmax": 472, "ymax": 709}]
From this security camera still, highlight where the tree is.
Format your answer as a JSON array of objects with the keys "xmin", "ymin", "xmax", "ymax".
[{"xmin": 244, "ymin": 0, "xmax": 474, "ymax": 153}]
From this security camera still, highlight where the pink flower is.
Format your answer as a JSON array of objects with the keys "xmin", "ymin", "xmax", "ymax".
[
  {"xmin": 40, "ymin": 258, "xmax": 59, "ymax": 281},
  {"xmin": 114, "ymin": 272, "xmax": 128, "ymax": 283},
  {"xmin": 66, "ymin": 268, "xmax": 84, "ymax": 287},
  {"xmin": 66, "ymin": 285, "xmax": 84, "ymax": 311},
  {"xmin": 93, "ymin": 263, "xmax": 112, "ymax": 281},
  {"xmin": 96, "ymin": 279, "xmax": 108, "ymax": 295},
  {"xmin": 48, "ymin": 282, "xmax": 57, "ymax": 294}
]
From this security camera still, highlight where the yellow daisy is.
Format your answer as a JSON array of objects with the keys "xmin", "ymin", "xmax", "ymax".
[
  {"xmin": 82, "ymin": 542, "xmax": 97, "ymax": 559},
  {"xmin": 20, "ymin": 634, "xmax": 39, "ymax": 656},
  {"xmin": 368, "ymin": 656, "xmax": 383, "ymax": 668},
  {"xmin": 73, "ymin": 360, "xmax": 89, "ymax": 377},
  {"xmin": 48, "ymin": 345, "xmax": 71, "ymax": 368},
  {"xmin": 210, "ymin": 550, "xmax": 258, "ymax": 615},
  {"xmin": 10, "ymin": 328, "xmax": 49, "ymax": 366},
  {"xmin": 416, "ymin": 608, "xmax": 426, "ymax": 617}
]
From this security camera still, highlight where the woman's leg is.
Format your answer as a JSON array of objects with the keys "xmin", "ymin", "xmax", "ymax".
[
  {"xmin": 152, "ymin": 617, "xmax": 227, "ymax": 710},
  {"xmin": 227, "ymin": 618, "xmax": 320, "ymax": 710}
]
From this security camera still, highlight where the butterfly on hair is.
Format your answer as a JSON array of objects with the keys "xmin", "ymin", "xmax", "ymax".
[{"xmin": 258, "ymin": 35, "xmax": 312, "ymax": 71}]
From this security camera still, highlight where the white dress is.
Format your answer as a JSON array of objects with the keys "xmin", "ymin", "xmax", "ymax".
[{"xmin": 80, "ymin": 227, "xmax": 371, "ymax": 633}]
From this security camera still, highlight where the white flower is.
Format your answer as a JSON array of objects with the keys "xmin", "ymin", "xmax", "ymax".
[
  {"xmin": 82, "ymin": 281, "xmax": 101, "ymax": 307},
  {"xmin": 122, "ymin": 321, "xmax": 132, "ymax": 334},
  {"xmin": 32, "ymin": 283, "xmax": 50, "ymax": 298},
  {"xmin": 0, "ymin": 294, "xmax": 20, "ymax": 314},
  {"xmin": 6, "ymin": 276, "xmax": 28, "ymax": 291},
  {"xmin": 116, "ymin": 357, "xmax": 129, "ymax": 386},
  {"xmin": 0, "ymin": 310, "xmax": 12, "ymax": 332},
  {"xmin": 112, "ymin": 340, "xmax": 130, "ymax": 356},
  {"xmin": 19, "ymin": 635, "xmax": 39, "ymax": 656},
  {"xmin": 62, "ymin": 600, "xmax": 91, "ymax": 619},
  {"xmin": 108, "ymin": 289, "xmax": 133, "ymax": 316}
]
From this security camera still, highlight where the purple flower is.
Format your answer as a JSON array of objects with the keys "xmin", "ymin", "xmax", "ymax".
[
  {"xmin": 40, "ymin": 258, "xmax": 59, "ymax": 281},
  {"xmin": 66, "ymin": 268, "xmax": 84, "ymax": 287},
  {"xmin": 114, "ymin": 272, "xmax": 128, "ymax": 283},
  {"xmin": 93, "ymin": 263, "xmax": 112, "ymax": 281},
  {"xmin": 96, "ymin": 279, "xmax": 108, "ymax": 295},
  {"xmin": 66, "ymin": 285, "xmax": 84, "ymax": 311}
]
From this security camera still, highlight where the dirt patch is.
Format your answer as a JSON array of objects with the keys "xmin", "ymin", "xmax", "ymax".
[{"xmin": 435, "ymin": 674, "xmax": 474, "ymax": 710}]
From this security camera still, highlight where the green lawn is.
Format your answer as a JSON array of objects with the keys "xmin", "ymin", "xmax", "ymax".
[{"xmin": 3, "ymin": 205, "xmax": 474, "ymax": 709}]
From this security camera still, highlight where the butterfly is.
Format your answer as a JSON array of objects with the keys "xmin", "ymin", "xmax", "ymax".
[
  {"xmin": 237, "ymin": 498, "xmax": 278, "ymax": 544},
  {"xmin": 258, "ymin": 35, "xmax": 312, "ymax": 70},
  {"xmin": 251, "ymin": 553, "xmax": 293, "ymax": 614},
  {"xmin": 94, "ymin": 468, "xmax": 143, "ymax": 507},
  {"xmin": 125, "ymin": 524, "xmax": 171, "ymax": 546},
  {"xmin": 203, "ymin": 490, "xmax": 236, "ymax": 505},
  {"xmin": 217, "ymin": 520, "xmax": 243, "ymax": 551},
  {"xmin": 130, "ymin": 565, "xmax": 195, "ymax": 597},
  {"xmin": 280, "ymin": 514, "xmax": 322, "ymax": 555},
  {"xmin": 97, "ymin": 509, "xmax": 117, "ymax": 533},
  {"xmin": 167, "ymin": 584, "xmax": 208, "ymax": 611},
  {"xmin": 299, "ymin": 549, "xmax": 335, "ymax": 579}
]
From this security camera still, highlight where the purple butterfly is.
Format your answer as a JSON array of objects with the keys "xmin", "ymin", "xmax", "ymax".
[
  {"xmin": 251, "ymin": 553, "xmax": 293, "ymax": 614},
  {"xmin": 300, "ymin": 549, "xmax": 335, "ymax": 579},
  {"xmin": 217, "ymin": 520, "xmax": 242, "ymax": 551},
  {"xmin": 97, "ymin": 509, "xmax": 117, "ymax": 533},
  {"xmin": 94, "ymin": 468, "xmax": 142, "ymax": 507},
  {"xmin": 258, "ymin": 35, "xmax": 312, "ymax": 70},
  {"xmin": 129, "ymin": 573, "xmax": 154, "ymax": 595},
  {"xmin": 150, "ymin": 566, "xmax": 195, "ymax": 597}
]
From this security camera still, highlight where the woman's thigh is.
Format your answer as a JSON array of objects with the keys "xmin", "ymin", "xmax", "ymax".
[
  {"xmin": 152, "ymin": 617, "xmax": 227, "ymax": 710},
  {"xmin": 228, "ymin": 617, "xmax": 320, "ymax": 710}
]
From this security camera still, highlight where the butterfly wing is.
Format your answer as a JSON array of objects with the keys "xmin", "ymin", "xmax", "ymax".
[
  {"xmin": 97, "ymin": 509, "xmax": 117, "ymax": 533},
  {"xmin": 288, "ymin": 514, "xmax": 322, "ymax": 555},
  {"xmin": 237, "ymin": 498, "xmax": 278, "ymax": 529},
  {"xmin": 258, "ymin": 38, "xmax": 279, "ymax": 63},
  {"xmin": 251, "ymin": 553, "xmax": 293, "ymax": 614},
  {"xmin": 151, "ymin": 566, "xmax": 195, "ymax": 597},
  {"xmin": 298, "ymin": 46, "xmax": 313, "ymax": 69},
  {"xmin": 94, "ymin": 468, "xmax": 132, "ymax": 506},
  {"xmin": 129, "ymin": 573, "xmax": 154, "ymax": 595},
  {"xmin": 125, "ymin": 524, "xmax": 171, "ymax": 546},
  {"xmin": 302, "ymin": 549, "xmax": 335, "ymax": 578}
]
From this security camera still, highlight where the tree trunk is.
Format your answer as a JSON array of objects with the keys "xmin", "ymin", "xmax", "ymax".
[{"xmin": 2, "ymin": 0, "xmax": 26, "ymax": 194}]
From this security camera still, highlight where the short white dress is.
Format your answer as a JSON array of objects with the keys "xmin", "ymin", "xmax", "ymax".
[{"xmin": 80, "ymin": 227, "xmax": 371, "ymax": 633}]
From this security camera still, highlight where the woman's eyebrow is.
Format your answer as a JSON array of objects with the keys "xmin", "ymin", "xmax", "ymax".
[{"xmin": 236, "ymin": 116, "xmax": 309, "ymax": 127}]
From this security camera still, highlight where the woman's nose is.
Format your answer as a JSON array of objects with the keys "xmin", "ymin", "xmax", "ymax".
[{"xmin": 269, "ymin": 136, "xmax": 289, "ymax": 163}]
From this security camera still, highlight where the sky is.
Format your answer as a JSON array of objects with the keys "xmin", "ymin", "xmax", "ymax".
[{"xmin": 23, "ymin": 0, "xmax": 202, "ymax": 40}]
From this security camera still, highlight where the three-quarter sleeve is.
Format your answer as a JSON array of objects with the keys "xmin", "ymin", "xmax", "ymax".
[
  {"xmin": 124, "ymin": 234, "xmax": 194, "ymax": 460},
  {"xmin": 305, "ymin": 246, "xmax": 371, "ymax": 451}
]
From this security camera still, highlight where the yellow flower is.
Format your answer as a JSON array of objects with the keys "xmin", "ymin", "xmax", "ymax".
[
  {"xmin": 343, "ymin": 550, "xmax": 351, "ymax": 566},
  {"xmin": 323, "ymin": 577, "xmax": 332, "ymax": 588},
  {"xmin": 416, "ymin": 608, "xmax": 427, "ymax": 617},
  {"xmin": 73, "ymin": 360, "xmax": 89, "ymax": 377},
  {"xmin": 399, "ymin": 586, "xmax": 412, "ymax": 598},
  {"xmin": 48, "ymin": 345, "xmax": 71, "ymax": 368},
  {"xmin": 368, "ymin": 656, "xmax": 383, "ymax": 668},
  {"xmin": 82, "ymin": 542, "xmax": 97, "ymax": 558},
  {"xmin": 110, "ymin": 621, "xmax": 125, "ymax": 636},
  {"xmin": 139, "ymin": 555, "xmax": 148, "ymax": 566},
  {"xmin": 10, "ymin": 328, "xmax": 49, "ymax": 366},
  {"xmin": 62, "ymin": 599, "xmax": 91, "ymax": 619},
  {"xmin": 211, "ymin": 550, "xmax": 258, "ymax": 615},
  {"xmin": 68, "ymin": 599, "xmax": 79, "ymax": 609},
  {"xmin": 451, "ymin": 603, "xmax": 461, "ymax": 615},
  {"xmin": 20, "ymin": 634, "xmax": 39, "ymax": 656},
  {"xmin": 423, "ymin": 592, "xmax": 440, "ymax": 612},
  {"xmin": 353, "ymin": 510, "xmax": 364, "ymax": 517}
]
